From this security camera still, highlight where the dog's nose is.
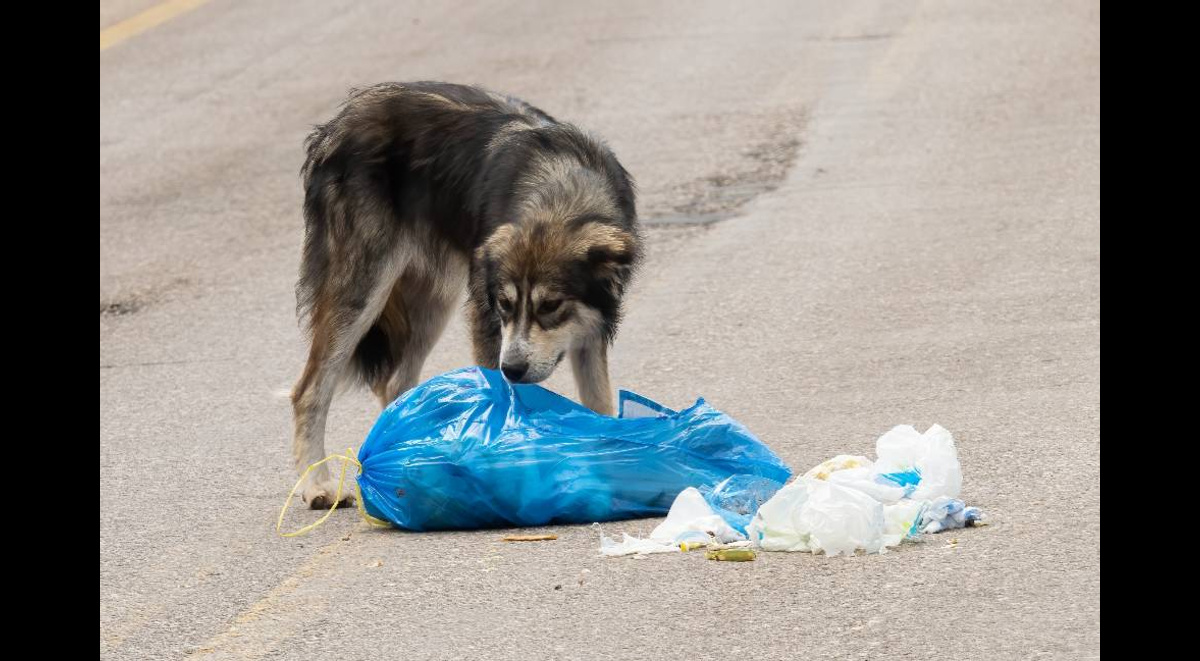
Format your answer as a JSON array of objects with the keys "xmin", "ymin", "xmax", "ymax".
[{"xmin": 501, "ymin": 362, "xmax": 528, "ymax": 382}]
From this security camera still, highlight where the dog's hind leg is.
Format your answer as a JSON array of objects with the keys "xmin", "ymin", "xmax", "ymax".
[
  {"xmin": 292, "ymin": 248, "xmax": 401, "ymax": 510},
  {"xmin": 369, "ymin": 259, "xmax": 466, "ymax": 407}
]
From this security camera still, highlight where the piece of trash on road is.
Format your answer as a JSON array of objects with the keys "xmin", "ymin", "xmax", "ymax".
[
  {"xmin": 920, "ymin": 496, "xmax": 984, "ymax": 533},
  {"xmin": 595, "ymin": 523, "xmax": 680, "ymax": 557},
  {"xmin": 595, "ymin": 486, "xmax": 761, "ymax": 557},
  {"xmin": 503, "ymin": 534, "xmax": 558, "ymax": 542},
  {"xmin": 706, "ymin": 548, "xmax": 757, "ymax": 562},
  {"xmin": 650, "ymin": 487, "xmax": 746, "ymax": 545},
  {"xmin": 698, "ymin": 473, "xmax": 787, "ymax": 536}
]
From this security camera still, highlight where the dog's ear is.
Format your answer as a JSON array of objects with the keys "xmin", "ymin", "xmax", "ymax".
[{"xmin": 583, "ymin": 227, "xmax": 638, "ymax": 296}]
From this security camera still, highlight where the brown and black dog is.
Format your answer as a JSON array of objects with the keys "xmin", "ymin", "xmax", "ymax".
[{"xmin": 292, "ymin": 82, "xmax": 641, "ymax": 508}]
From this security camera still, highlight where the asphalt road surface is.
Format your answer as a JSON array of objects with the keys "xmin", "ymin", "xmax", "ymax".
[{"xmin": 100, "ymin": 1, "xmax": 1100, "ymax": 659}]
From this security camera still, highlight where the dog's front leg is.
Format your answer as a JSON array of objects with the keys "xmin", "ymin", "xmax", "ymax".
[
  {"xmin": 467, "ymin": 266, "xmax": 502, "ymax": 370},
  {"xmin": 571, "ymin": 338, "xmax": 613, "ymax": 416}
]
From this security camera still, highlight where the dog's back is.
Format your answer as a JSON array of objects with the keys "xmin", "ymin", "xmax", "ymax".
[{"xmin": 299, "ymin": 82, "xmax": 535, "ymax": 291}]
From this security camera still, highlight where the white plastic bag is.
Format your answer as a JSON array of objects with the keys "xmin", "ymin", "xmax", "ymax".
[
  {"xmin": 649, "ymin": 487, "xmax": 744, "ymax": 544},
  {"xmin": 874, "ymin": 424, "xmax": 962, "ymax": 501},
  {"xmin": 746, "ymin": 478, "xmax": 887, "ymax": 556}
]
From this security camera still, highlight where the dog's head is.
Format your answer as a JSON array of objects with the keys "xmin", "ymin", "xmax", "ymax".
[{"xmin": 477, "ymin": 219, "xmax": 638, "ymax": 383}]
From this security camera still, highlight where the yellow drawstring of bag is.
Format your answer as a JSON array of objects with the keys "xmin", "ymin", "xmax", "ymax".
[{"xmin": 276, "ymin": 448, "xmax": 391, "ymax": 537}]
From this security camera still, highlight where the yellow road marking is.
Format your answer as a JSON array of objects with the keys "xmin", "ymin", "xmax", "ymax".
[{"xmin": 100, "ymin": 0, "xmax": 211, "ymax": 52}]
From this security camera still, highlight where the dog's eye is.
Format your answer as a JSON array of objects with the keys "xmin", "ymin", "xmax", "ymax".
[
  {"xmin": 537, "ymin": 299, "xmax": 562, "ymax": 315},
  {"xmin": 496, "ymin": 298, "xmax": 514, "ymax": 315}
]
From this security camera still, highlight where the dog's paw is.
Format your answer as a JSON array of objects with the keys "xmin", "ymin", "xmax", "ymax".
[{"xmin": 302, "ymin": 477, "xmax": 357, "ymax": 510}]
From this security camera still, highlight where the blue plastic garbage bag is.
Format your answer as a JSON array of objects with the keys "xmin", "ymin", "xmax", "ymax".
[{"xmin": 355, "ymin": 367, "xmax": 792, "ymax": 531}]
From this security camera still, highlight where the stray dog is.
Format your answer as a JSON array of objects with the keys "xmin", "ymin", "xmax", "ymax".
[{"xmin": 291, "ymin": 82, "xmax": 641, "ymax": 508}]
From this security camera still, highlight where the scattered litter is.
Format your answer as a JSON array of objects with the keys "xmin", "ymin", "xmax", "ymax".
[
  {"xmin": 503, "ymin": 534, "xmax": 558, "ymax": 542},
  {"xmin": 596, "ymin": 423, "xmax": 985, "ymax": 559},
  {"xmin": 744, "ymin": 424, "xmax": 984, "ymax": 556},
  {"xmin": 355, "ymin": 367, "xmax": 791, "ymax": 531}
]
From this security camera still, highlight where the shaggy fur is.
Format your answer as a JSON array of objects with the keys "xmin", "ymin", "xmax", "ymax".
[{"xmin": 291, "ymin": 82, "xmax": 640, "ymax": 508}]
